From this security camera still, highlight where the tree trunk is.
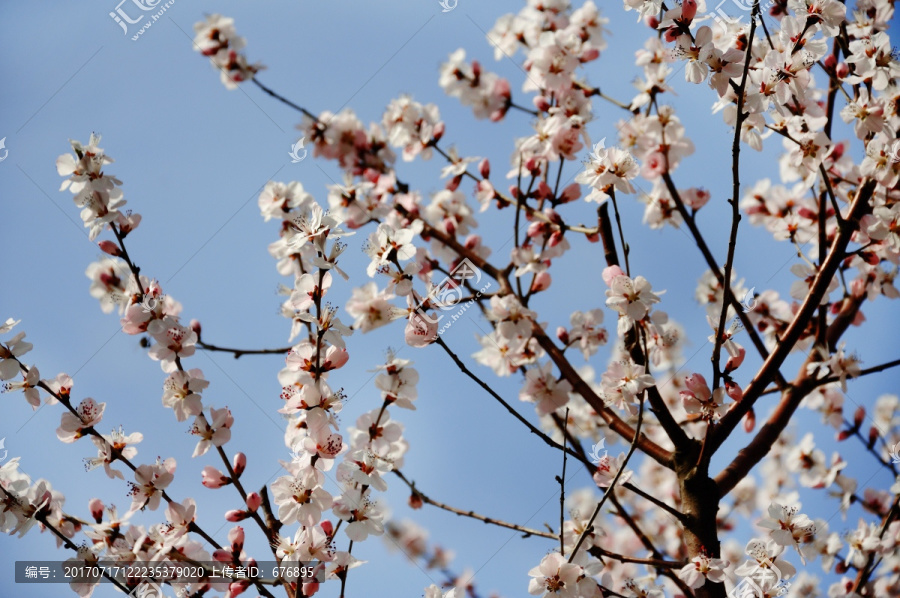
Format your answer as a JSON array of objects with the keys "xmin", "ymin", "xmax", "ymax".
[{"xmin": 680, "ymin": 471, "xmax": 727, "ymax": 598}]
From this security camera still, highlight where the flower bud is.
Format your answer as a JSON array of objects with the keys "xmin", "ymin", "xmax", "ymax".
[
  {"xmin": 229, "ymin": 526, "xmax": 245, "ymax": 552},
  {"xmin": 556, "ymin": 327, "xmax": 569, "ymax": 345},
  {"xmin": 854, "ymin": 406, "xmax": 865, "ymax": 428},
  {"xmin": 89, "ymin": 498, "xmax": 105, "ymax": 523},
  {"xmin": 190, "ymin": 319, "xmax": 202, "ymax": 335},
  {"xmin": 320, "ymin": 520, "xmax": 334, "ymax": 537},
  {"xmin": 246, "ymin": 492, "xmax": 262, "ymax": 512},
  {"xmin": 646, "ymin": 16, "xmax": 659, "ymax": 29},
  {"xmin": 201, "ymin": 465, "xmax": 231, "ymax": 489},
  {"xmin": 868, "ymin": 426, "xmax": 879, "ymax": 449},
  {"xmin": 559, "ymin": 184, "xmax": 580, "ymax": 204},
  {"xmin": 601, "ymin": 265, "xmax": 625, "ymax": 287},
  {"xmin": 725, "ymin": 381, "xmax": 743, "ymax": 402},
  {"xmin": 432, "ymin": 121, "xmax": 445, "ymax": 143},
  {"xmin": 446, "ymin": 174, "xmax": 462, "ymax": 192},
  {"xmin": 478, "ymin": 158, "xmax": 490, "ymax": 179},
  {"xmin": 836, "ymin": 429, "xmax": 852, "ymax": 442},
  {"xmin": 725, "ymin": 346, "xmax": 746, "ymax": 373},
  {"xmin": 533, "ymin": 96, "xmax": 551, "ymax": 112},
  {"xmin": 836, "ymin": 62, "xmax": 849, "ymax": 79},
  {"xmin": 823, "ymin": 55, "xmax": 837, "ymax": 71},
  {"xmin": 228, "ymin": 581, "xmax": 250, "ymax": 597},
  {"xmin": 579, "ymin": 48, "xmax": 600, "ymax": 62},
  {"xmin": 531, "ymin": 271, "xmax": 551, "ymax": 293},
  {"xmin": 97, "ymin": 240, "xmax": 121, "ymax": 256},
  {"xmin": 232, "ymin": 452, "xmax": 246, "ymax": 478},
  {"xmin": 409, "ymin": 493, "xmax": 424, "ymax": 510},
  {"xmin": 743, "ymin": 408, "xmax": 756, "ymax": 433},
  {"xmin": 684, "ymin": 373, "xmax": 711, "ymax": 400},
  {"xmin": 682, "ymin": 0, "xmax": 698, "ymax": 22},
  {"xmin": 225, "ymin": 509, "xmax": 250, "ymax": 522}
]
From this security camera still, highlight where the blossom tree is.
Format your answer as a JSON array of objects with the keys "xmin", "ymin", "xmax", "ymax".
[{"xmin": 3, "ymin": 1, "xmax": 900, "ymax": 598}]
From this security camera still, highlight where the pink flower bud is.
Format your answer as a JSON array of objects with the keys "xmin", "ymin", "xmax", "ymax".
[
  {"xmin": 228, "ymin": 581, "xmax": 250, "ymax": 597},
  {"xmin": 531, "ymin": 271, "xmax": 551, "ymax": 293},
  {"xmin": 743, "ymin": 408, "xmax": 755, "ymax": 433},
  {"xmin": 601, "ymin": 265, "xmax": 625, "ymax": 287},
  {"xmin": 725, "ymin": 346, "xmax": 746, "ymax": 373},
  {"xmin": 303, "ymin": 580, "xmax": 320, "ymax": 596},
  {"xmin": 320, "ymin": 520, "xmax": 334, "ymax": 537},
  {"xmin": 854, "ymin": 406, "xmax": 865, "ymax": 427},
  {"xmin": 213, "ymin": 549, "xmax": 232, "ymax": 562},
  {"xmin": 201, "ymin": 465, "xmax": 231, "ymax": 489},
  {"xmin": 229, "ymin": 526, "xmax": 245, "ymax": 551},
  {"xmin": 409, "ymin": 493, "xmax": 424, "ymax": 509},
  {"xmin": 556, "ymin": 327, "xmax": 569, "ymax": 345},
  {"xmin": 868, "ymin": 426, "xmax": 880, "ymax": 448},
  {"xmin": 446, "ymin": 174, "xmax": 462, "ymax": 192},
  {"xmin": 533, "ymin": 95, "xmax": 551, "ymax": 112},
  {"xmin": 246, "ymin": 492, "xmax": 262, "ymax": 512},
  {"xmin": 682, "ymin": 0, "xmax": 697, "ymax": 21},
  {"xmin": 646, "ymin": 16, "xmax": 659, "ymax": 29},
  {"xmin": 823, "ymin": 55, "xmax": 837, "ymax": 70},
  {"xmin": 89, "ymin": 498, "xmax": 105, "ymax": 523},
  {"xmin": 478, "ymin": 158, "xmax": 490, "ymax": 179},
  {"xmin": 836, "ymin": 62, "xmax": 849, "ymax": 78},
  {"xmin": 444, "ymin": 218, "xmax": 457, "ymax": 236},
  {"xmin": 579, "ymin": 48, "xmax": 600, "ymax": 62},
  {"xmin": 432, "ymin": 121, "xmax": 445, "ymax": 142},
  {"xmin": 97, "ymin": 240, "xmax": 121, "ymax": 256},
  {"xmin": 586, "ymin": 232, "xmax": 599, "ymax": 243},
  {"xmin": 225, "ymin": 509, "xmax": 249, "ymax": 522},
  {"xmin": 684, "ymin": 373, "xmax": 711, "ymax": 401},
  {"xmin": 559, "ymin": 183, "xmax": 580, "ymax": 204},
  {"xmin": 471, "ymin": 60, "xmax": 481, "ymax": 78},
  {"xmin": 508, "ymin": 185, "xmax": 521, "ymax": 200},
  {"xmin": 232, "ymin": 452, "xmax": 246, "ymax": 478},
  {"xmin": 725, "ymin": 381, "xmax": 743, "ymax": 402},
  {"xmin": 190, "ymin": 319, "xmax": 202, "ymax": 335}
]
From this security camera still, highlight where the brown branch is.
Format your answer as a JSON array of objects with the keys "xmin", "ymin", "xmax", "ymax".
[
  {"xmin": 661, "ymin": 171, "xmax": 786, "ymax": 390},
  {"xmin": 530, "ymin": 321, "xmax": 674, "ymax": 468},
  {"xmin": 568, "ymin": 398, "xmax": 645, "ymax": 563},
  {"xmin": 710, "ymin": 178, "xmax": 876, "ymax": 476},
  {"xmin": 197, "ymin": 338, "xmax": 292, "ymax": 359},
  {"xmin": 393, "ymin": 470, "xmax": 555, "ymax": 539},
  {"xmin": 433, "ymin": 336, "xmax": 586, "ymax": 463}
]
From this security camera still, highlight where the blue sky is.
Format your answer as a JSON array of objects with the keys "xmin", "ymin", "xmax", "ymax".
[{"xmin": 1, "ymin": 1, "xmax": 898, "ymax": 597}]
